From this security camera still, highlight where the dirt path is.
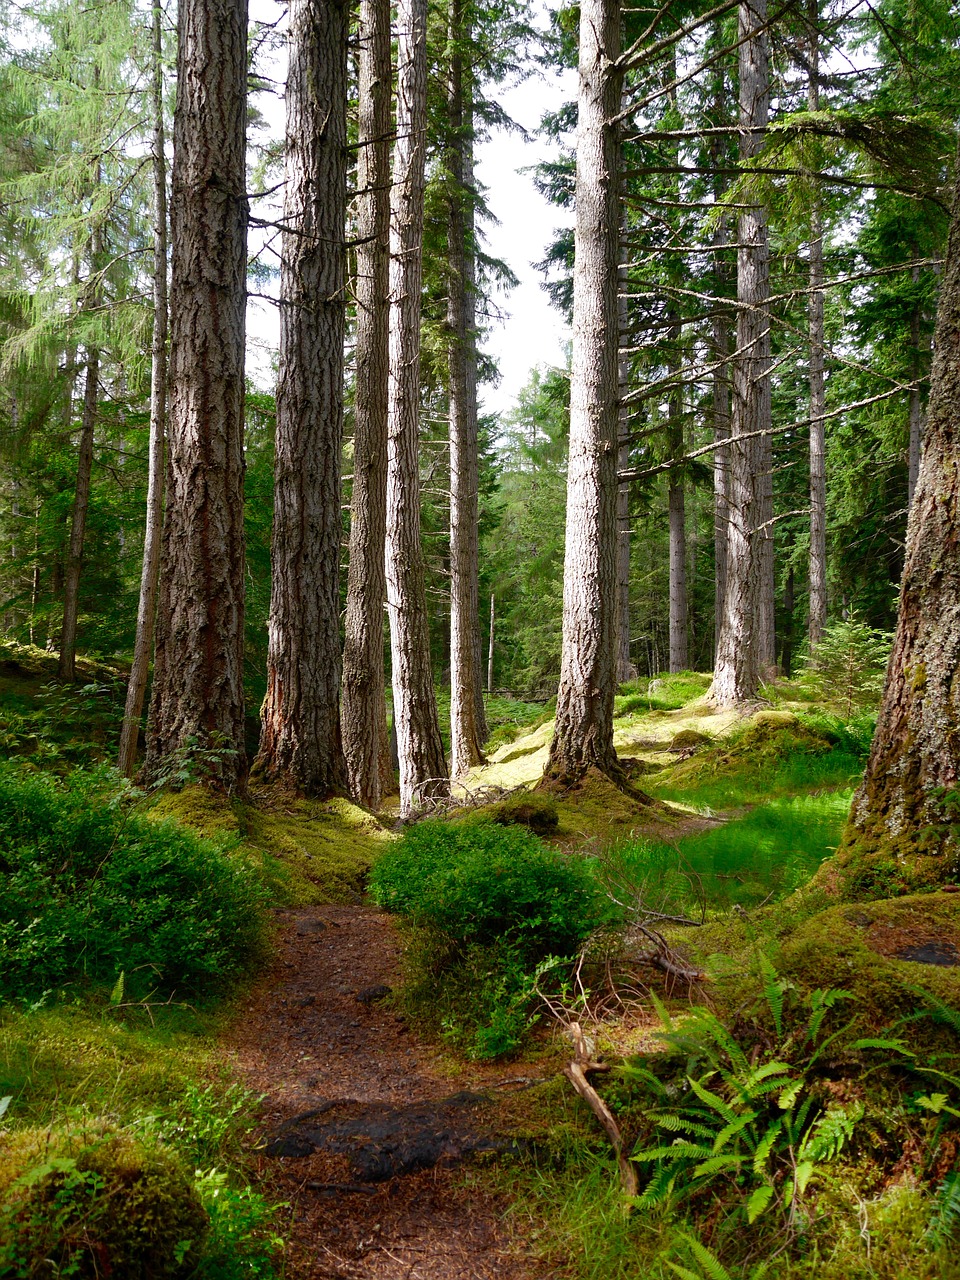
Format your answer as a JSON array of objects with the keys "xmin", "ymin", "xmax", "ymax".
[{"xmin": 228, "ymin": 904, "xmax": 556, "ymax": 1280}]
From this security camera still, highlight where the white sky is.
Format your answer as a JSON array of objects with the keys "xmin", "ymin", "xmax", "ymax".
[{"xmin": 245, "ymin": 0, "xmax": 575, "ymax": 422}]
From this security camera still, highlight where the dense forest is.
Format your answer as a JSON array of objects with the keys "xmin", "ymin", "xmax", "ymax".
[{"xmin": 3, "ymin": 0, "xmax": 960, "ymax": 1274}]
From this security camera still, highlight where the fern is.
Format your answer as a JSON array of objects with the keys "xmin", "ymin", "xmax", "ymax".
[{"xmin": 928, "ymin": 1171, "xmax": 960, "ymax": 1247}]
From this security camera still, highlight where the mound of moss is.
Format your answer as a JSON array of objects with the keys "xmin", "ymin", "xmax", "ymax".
[
  {"xmin": 1, "ymin": 1130, "xmax": 208, "ymax": 1280},
  {"xmin": 774, "ymin": 892, "xmax": 960, "ymax": 1045}
]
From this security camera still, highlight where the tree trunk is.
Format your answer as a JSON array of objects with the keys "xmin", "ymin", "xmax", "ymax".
[
  {"xmin": 615, "ymin": 218, "xmax": 633, "ymax": 683},
  {"xmin": 57, "ymin": 337, "xmax": 98, "ymax": 681},
  {"xmin": 713, "ymin": 0, "xmax": 772, "ymax": 706},
  {"xmin": 668, "ymin": 466, "xmax": 688, "ymax": 671},
  {"xmin": 907, "ymin": 256, "xmax": 924, "ymax": 509},
  {"xmin": 256, "ymin": 0, "xmax": 349, "ymax": 796},
  {"xmin": 342, "ymin": 0, "xmax": 393, "ymax": 809},
  {"xmin": 838, "ymin": 142, "xmax": 960, "ymax": 891},
  {"xmin": 386, "ymin": 0, "xmax": 449, "ymax": 814},
  {"xmin": 145, "ymin": 0, "xmax": 249, "ymax": 791},
  {"xmin": 118, "ymin": 3, "xmax": 168, "ymax": 777},
  {"xmin": 712, "ymin": 220, "xmax": 732, "ymax": 667},
  {"xmin": 807, "ymin": 4, "xmax": 828, "ymax": 649},
  {"xmin": 487, "ymin": 592, "xmax": 495, "ymax": 694},
  {"xmin": 545, "ymin": 0, "xmax": 626, "ymax": 786},
  {"xmin": 447, "ymin": 0, "xmax": 487, "ymax": 777}
]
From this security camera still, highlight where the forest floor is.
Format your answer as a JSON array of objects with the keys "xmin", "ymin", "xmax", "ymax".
[{"xmin": 227, "ymin": 901, "xmax": 560, "ymax": 1280}]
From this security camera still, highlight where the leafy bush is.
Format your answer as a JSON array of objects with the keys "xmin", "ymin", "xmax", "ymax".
[
  {"xmin": 371, "ymin": 820, "xmax": 613, "ymax": 1057},
  {"xmin": 0, "ymin": 765, "xmax": 269, "ymax": 1000},
  {"xmin": 371, "ymin": 819, "xmax": 611, "ymax": 961}
]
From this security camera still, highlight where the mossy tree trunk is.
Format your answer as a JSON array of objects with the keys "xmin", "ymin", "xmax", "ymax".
[{"xmin": 840, "ymin": 142, "xmax": 960, "ymax": 888}]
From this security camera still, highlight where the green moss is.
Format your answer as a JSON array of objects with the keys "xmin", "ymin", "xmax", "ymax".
[
  {"xmin": 1, "ymin": 1130, "xmax": 208, "ymax": 1280},
  {"xmin": 459, "ymin": 790, "xmax": 560, "ymax": 835},
  {"xmin": 772, "ymin": 893, "xmax": 960, "ymax": 1046},
  {"xmin": 149, "ymin": 784, "xmax": 393, "ymax": 906}
]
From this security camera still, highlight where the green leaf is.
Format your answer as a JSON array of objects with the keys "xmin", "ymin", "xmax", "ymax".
[
  {"xmin": 747, "ymin": 1183, "xmax": 775, "ymax": 1223},
  {"xmin": 711, "ymin": 1111, "xmax": 758, "ymax": 1153},
  {"xmin": 778, "ymin": 1079, "xmax": 804, "ymax": 1110},
  {"xmin": 687, "ymin": 1075, "xmax": 737, "ymax": 1123},
  {"xmin": 753, "ymin": 1118, "xmax": 783, "ymax": 1174},
  {"xmin": 109, "ymin": 970, "xmax": 125, "ymax": 1006},
  {"xmin": 693, "ymin": 1153, "xmax": 744, "ymax": 1179},
  {"xmin": 795, "ymin": 1160, "xmax": 816, "ymax": 1196},
  {"xmin": 0, "ymin": 1095, "xmax": 11, "ymax": 1120}
]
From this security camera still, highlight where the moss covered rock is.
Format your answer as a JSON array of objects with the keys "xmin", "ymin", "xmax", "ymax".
[
  {"xmin": 1, "ymin": 1131, "xmax": 208, "ymax": 1279},
  {"xmin": 775, "ymin": 892, "xmax": 960, "ymax": 1044},
  {"xmin": 484, "ymin": 792, "xmax": 560, "ymax": 835}
]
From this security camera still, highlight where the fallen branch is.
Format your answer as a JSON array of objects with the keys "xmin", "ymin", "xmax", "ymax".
[{"xmin": 562, "ymin": 1021, "xmax": 638, "ymax": 1202}]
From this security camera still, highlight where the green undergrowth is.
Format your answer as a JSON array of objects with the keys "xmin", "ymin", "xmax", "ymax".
[
  {"xmin": 614, "ymin": 671, "xmax": 714, "ymax": 717},
  {"xmin": 610, "ymin": 789, "xmax": 853, "ymax": 913},
  {"xmin": 153, "ymin": 783, "xmax": 392, "ymax": 906},
  {"xmin": 0, "ymin": 640, "xmax": 128, "ymax": 769},
  {"xmin": 371, "ymin": 819, "xmax": 614, "ymax": 1059},
  {"xmin": 0, "ymin": 1001, "xmax": 285, "ymax": 1278},
  {"xmin": 0, "ymin": 764, "xmax": 270, "ymax": 1003},
  {"xmin": 650, "ymin": 711, "xmax": 872, "ymax": 810}
]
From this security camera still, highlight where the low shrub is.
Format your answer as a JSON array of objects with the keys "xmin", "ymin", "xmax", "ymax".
[
  {"xmin": 371, "ymin": 820, "xmax": 614, "ymax": 1057},
  {"xmin": 0, "ymin": 764, "xmax": 269, "ymax": 1000},
  {"xmin": 371, "ymin": 819, "xmax": 611, "ymax": 961}
]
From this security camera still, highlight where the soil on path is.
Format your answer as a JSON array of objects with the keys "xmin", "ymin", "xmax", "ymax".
[{"xmin": 228, "ymin": 903, "xmax": 557, "ymax": 1280}]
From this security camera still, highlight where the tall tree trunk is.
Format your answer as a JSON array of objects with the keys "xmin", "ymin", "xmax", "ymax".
[
  {"xmin": 145, "ymin": 0, "xmax": 249, "ymax": 791},
  {"xmin": 615, "ymin": 204, "xmax": 633, "ymax": 683},
  {"xmin": 119, "ymin": 3, "xmax": 168, "ymax": 777},
  {"xmin": 807, "ymin": 3, "xmax": 828, "ymax": 648},
  {"xmin": 447, "ymin": 0, "xmax": 487, "ymax": 776},
  {"xmin": 257, "ymin": 0, "xmax": 349, "ymax": 796},
  {"xmin": 545, "ymin": 0, "xmax": 627, "ymax": 786},
  {"xmin": 58, "ymin": 345, "xmax": 98, "ymax": 681},
  {"xmin": 667, "ymin": 316, "xmax": 687, "ymax": 672},
  {"xmin": 386, "ymin": 0, "xmax": 449, "ymax": 814},
  {"xmin": 838, "ymin": 143, "xmax": 960, "ymax": 891},
  {"xmin": 58, "ymin": 217, "xmax": 103, "ymax": 681},
  {"xmin": 713, "ymin": 0, "xmax": 772, "ymax": 705},
  {"xmin": 342, "ymin": 0, "xmax": 392, "ymax": 809},
  {"xmin": 907, "ymin": 255, "xmax": 924, "ymax": 509}
]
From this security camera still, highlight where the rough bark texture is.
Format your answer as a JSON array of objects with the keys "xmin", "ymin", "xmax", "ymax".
[
  {"xmin": 907, "ymin": 257, "xmax": 926, "ymax": 510},
  {"xmin": 386, "ymin": 0, "xmax": 449, "ymax": 814},
  {"xmin": 712, "ymin": 220, "xmax": 732, "ymax": 666},
  {"xmin": 668, "ymin": 470, "xmax": 688, "ymax": 672},
  {"xmin": 713, "ymin": 0, "xmax": 772, "ymax": 706},
  {"xmin": 342, "ymin": 0, "xmax": 393, "ymax": 810},
  {"xmin": 838, "ymin": 145, "xmax": 960, "ymax": 893},
  {"xmin": 807, "ymin": 12, "xmax": 827, "ymax": 649},
  {"xmin": 615, "ymin": 216, "xmax": 634, "ymax": 683},
  {"xmin": 546, "ymin": 0, "xmax": 624, "ymax": 784},
  {"xmin": 145, "ymin": 0, "xmax": 249, "ymax": 790},
  {"xmin": 257, "ymin": 0, "xmax": 349, "ymax": 796},
  {"xmin": 119, "ymin": 5, "xmax": 168, "ymax": 777},
  {"xmin": 447, "ymin": 0, "xmax": 487, "ymax": 776}
]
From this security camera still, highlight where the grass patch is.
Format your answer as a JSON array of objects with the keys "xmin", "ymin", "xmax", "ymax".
[
  {"xmin": 612, "ymin": 791, "xmax": 853, "ymax": 914},
  {"xmin": 614, "ymin": 671, "xmax": 713, "ymax": 717},
  {"xmin": 650, "ymin": 712, "xmax": 866, "ymax": 810}
]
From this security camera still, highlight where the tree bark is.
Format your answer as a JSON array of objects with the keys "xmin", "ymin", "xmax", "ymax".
[
  {"xmin": 839, "ymin": 142, "xmax": 960, "ymax": 889},
  {"xmin": 145, "ymin": 0, "xmax": 249, "ymax": 791},
  {"xmin": 907, "ymin": 255, "xmax": 925, "ymax": 510},
  {"xmin": 447, "ymin": 0, "xmax": 487, "ymax": 776},
  {"xmin": 807, "ymin": 4, "xmax": 827, "ymax": 649},
  {"xmin": 386, "ymin": 0, "xmax": 449, "ymax": 814},
  {"xmin": 546, "ymin": 0, "xmax": 626, "ymax": 785},
  {"xmin": 615, "ymin": 217, "xmax": 633, "ymax": 683},
  {"xmin": 342, "ymin": 0, "xmax": 393, "ymax": 809},
  {"xmin": 713, "ymin": 0, "xmax": 772, "ymax": 706},
  {"xmin": 118, "ymin": 3, "xmax": 168, "ymax": 777},
  {"xmin": 57, "ymin": 336, "xmax": 98, "ymax": 681},
  {"xmin": 256, "ymin": 0, "xmax": 349, "ymax": 796}
]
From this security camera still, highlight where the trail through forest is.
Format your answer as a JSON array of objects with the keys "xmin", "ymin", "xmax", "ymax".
[{"xmin": 228, "ymin": 903, "xmax": 554, "ymax": 1280}]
